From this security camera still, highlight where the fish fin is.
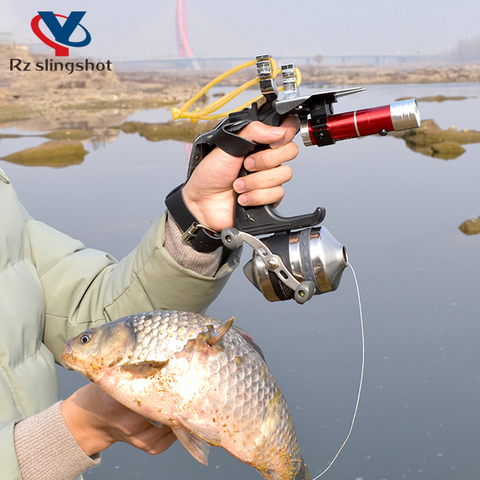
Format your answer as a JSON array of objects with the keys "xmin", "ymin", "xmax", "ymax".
[
  {"xmin": 233, "ymin": 326, "xmax": 266, "ymax": 362},
  {"xmin": 120, "ymin": 360, "xmax": 168, "ymax": 377},
  {"xmin": 177, "ymin": 415, "xmax": 221, "ymax": 445},
  {"xmin": 146, "ymin": 418, "xmax": 163, "ymax": 429},
  {"xmin": 173, "ymin": 427, "xmax": 211, "ymax": 466},
  {"xmin": 207, "ymin": 316, "xmax": 235, "ymax": 346},
  {"xmin": 294, "ymin": 456, "xmax": 311, "ymax": 480}
]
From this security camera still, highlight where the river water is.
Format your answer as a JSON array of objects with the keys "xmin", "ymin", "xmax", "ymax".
[{"xmin": 1, "ymin": 82, "xmax": 479, "ymax": 479}]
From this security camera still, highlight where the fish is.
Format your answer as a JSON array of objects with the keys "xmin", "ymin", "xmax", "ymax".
[{"xmin": 61, "ymin": 310, "xmax": 310, "ymax": 480}]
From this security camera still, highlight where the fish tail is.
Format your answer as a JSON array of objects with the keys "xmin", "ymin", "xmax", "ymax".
[{"xmin": 294, "ymin": 457, "xmax": 311, "ymax": 480}]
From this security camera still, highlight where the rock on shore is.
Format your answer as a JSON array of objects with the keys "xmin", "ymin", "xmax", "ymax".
[{"xmin": 391, "ymin": 119, "xmax": 480, "ymax": 159}]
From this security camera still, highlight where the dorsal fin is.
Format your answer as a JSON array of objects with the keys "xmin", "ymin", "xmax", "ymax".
[
  {"xmin": 207, "ymin": 317, "xmax": 234, "ymax": 347},
  {"xmin": 233, "ymin": 326, "xmax": 266, "ymax": 362}
]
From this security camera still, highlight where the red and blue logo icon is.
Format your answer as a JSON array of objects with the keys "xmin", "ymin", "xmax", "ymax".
[{"xmin": 31, "ymin": 11, "xmax": 91, "ymax": 57}]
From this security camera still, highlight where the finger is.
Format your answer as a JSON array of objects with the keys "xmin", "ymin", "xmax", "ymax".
[
  {"xmin": 278, "ymin": 115, "xmax": 301, "ymax": 146},
  {"xmin": 239, "ymin": 122, "xmax": 287, "ymax": 147},
  {"xmin": 129, "ymin": 425, "xmax": 177, "ymax": 455},
  {"xmin": 234, "ymin": 165, "xmax": 292, "ymax": 195},
  {"xmin": 237, "ymin": 186, "xmax": 285, "ymax": 207},
  {"xmin": 244, "ymin": 141, "xmax": 298, "ymax": 172},
  {"xmin": 145, "ymin": 429, "xmax": 178, "ymax": 456},
  {"xmin": 239, "ymin": 116, "xmax": 300, "ymax": 148}
]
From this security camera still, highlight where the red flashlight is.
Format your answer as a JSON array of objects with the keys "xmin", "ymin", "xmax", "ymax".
[{"xmin": 300, "ymin": 98, "xmax": 420, "ymax": 146}]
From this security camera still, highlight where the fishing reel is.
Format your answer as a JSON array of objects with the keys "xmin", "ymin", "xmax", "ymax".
[
  {"xmin": 173, "ymin": 54, "xmax": 420, "ymax": 304},
  {"xmin": 221, "ymin": 226, "xmax": 348, "ymax": 304}
]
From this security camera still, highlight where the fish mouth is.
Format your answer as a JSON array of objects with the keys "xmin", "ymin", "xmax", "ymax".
[{"xmin": 60, "ymin": 341, "xmax": 73, "ymax": 364}]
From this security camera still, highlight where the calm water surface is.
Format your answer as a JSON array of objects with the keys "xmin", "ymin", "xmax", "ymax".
[{"xmin": 1, "ymin": 83, "xmax": 479, "ymax": 480}]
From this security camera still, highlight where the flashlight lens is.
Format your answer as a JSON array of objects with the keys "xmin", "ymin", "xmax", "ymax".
[{"xmin": 390, "ymin": 99, "xmax": 421, "ymax": 131}]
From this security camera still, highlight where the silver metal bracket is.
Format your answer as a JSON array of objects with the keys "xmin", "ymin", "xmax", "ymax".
[
  {"xmin": 281, "ymin": 63, "xmax": 298, "ymax": 99},
  {"xmin": 221, "ymin": 228, "xmax": 315, "ymax": 304},
  {"xmin": 256, "ymin": 54, "xmax": 278, "ymax": 102}
]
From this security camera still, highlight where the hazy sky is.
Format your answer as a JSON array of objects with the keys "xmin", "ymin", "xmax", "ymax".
[{"xmin": 2, "ymin": 0, "xmax": 479, "ymax": 60}]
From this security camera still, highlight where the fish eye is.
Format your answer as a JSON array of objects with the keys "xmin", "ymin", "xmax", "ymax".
[{"xmin": 79, "ymin": 333, "xmax": 92, "ymax": 344}]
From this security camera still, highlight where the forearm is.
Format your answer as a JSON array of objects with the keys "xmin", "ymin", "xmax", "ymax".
[
  {"xmin": 93, "ymin": 214, "xmax": 237, "ymax": 321},
  {"xmin": 37, "ymin": 213, "xmax": 240, "ymax": 362},
  {"xmin": 14, "ymin": 402, "xmax": 100, "ymax": 480}
]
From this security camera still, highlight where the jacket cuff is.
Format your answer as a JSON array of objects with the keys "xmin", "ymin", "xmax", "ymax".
[
  {"xmin": 165, "ymin": 214, "xmax": 222, "ymax": 277},
  {"xmin": 14, "ymin": 402, "xmax": 101, "ymax": 480}
]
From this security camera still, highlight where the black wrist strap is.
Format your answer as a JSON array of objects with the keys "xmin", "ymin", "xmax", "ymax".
[{"xmin": 165, "ymin": 184, "xmax": 223, "ymax": 253}]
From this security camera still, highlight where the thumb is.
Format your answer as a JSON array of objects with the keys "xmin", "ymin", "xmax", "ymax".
[{"xmin": 240, "ymin": 122, "xmax": 287, "ymax": 149}]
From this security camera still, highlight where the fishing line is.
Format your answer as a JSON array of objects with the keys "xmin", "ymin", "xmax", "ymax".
[{"xmin": 312, "ymin": 262, "xmax": 365, "ymax": 480}]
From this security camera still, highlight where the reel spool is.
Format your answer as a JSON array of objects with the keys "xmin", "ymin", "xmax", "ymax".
[{"xmin": 222, "ymin": 226, "xmax": 348, "ymax": 304}]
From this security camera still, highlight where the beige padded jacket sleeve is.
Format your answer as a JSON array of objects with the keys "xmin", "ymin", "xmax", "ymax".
[
  {"xmin": 14, "ymin": 402, "xmax": 100, "ymax": 480},
  {"xmin": 26, "ymin": 212, "xmax": 240, "ymax": 364}
]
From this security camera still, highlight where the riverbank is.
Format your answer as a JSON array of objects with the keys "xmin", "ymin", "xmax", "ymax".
[
  {"xmin": 0, "ymin": 45, "xmax": 204, "ymax": 128},
  {"xmin": 298, "ymin": 63, "xmax": 480, "ymax": 85},
  {"xmin": 2, "ymin": 44, "xmax": 480, "ymax": 130}
]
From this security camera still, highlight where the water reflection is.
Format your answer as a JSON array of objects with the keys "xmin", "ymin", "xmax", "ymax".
[
  {"xmin": 0, "ymin": 104, "xmax": 141, "ymax": 164},
  {"xmin": 0, "ymin": 127, "xmax": 120, "ymax": 166},
  {"xmin": 398, "ymin": 94, "xmax": 469, "ymax": 102},
  {"xmin": 3, "ymin": 93, "xmax": 480, "ymax": 168},
  {"xmin": 0, "ymin": 118, "xmax": 210, "ymax": 166},
  {"xmin": 0, "ymin": 107, "xmax": 136, "ymax": 135},
  {"xmin": 1, "ymin": 139, "xmax": 88, "ymax": 167},
  {"xmin": 118, "ymin": 119, "xmax": 214, "ymax": 143},
  {"xmin": 6, "ymin": 115, "xmax": 480, "ymax": 168}
]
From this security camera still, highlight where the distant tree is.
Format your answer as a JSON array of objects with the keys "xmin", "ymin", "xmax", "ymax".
[
  {"xmin": 313, "ymin": 54, "xmax": 323, "ymax": 65},
  {"xmin": 450, "ymin": 36, "xmax": 480, "ymax": 63}
]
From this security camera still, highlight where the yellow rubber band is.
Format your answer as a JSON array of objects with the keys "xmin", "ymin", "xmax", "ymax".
[{"xmin": 172, "ymin": 58, "xmax": 302, "ymax": 122}]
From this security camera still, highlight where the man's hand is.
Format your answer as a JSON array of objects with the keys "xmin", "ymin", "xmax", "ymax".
[{"xmin": 182, "ymin": 117, "xmax": 299, "ymax": 233}]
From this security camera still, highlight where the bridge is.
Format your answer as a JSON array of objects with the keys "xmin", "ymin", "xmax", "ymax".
[
  {"xmin": 115, "ymin": 53, "xmax": 443, "ymax": 71},
  {"xmin": 112, "ymin": 0, "xmax": 441, "ymax": 70}
]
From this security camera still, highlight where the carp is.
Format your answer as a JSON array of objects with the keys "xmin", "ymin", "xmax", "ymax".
[{"xmin": 61, "ymin": 310, "xmax": 310, "ymax": 480}]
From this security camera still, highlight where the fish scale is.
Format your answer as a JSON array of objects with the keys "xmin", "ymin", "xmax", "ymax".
[{"xmin": 61, "ymin": 310, "xmax": 310, "ymax": 480}]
